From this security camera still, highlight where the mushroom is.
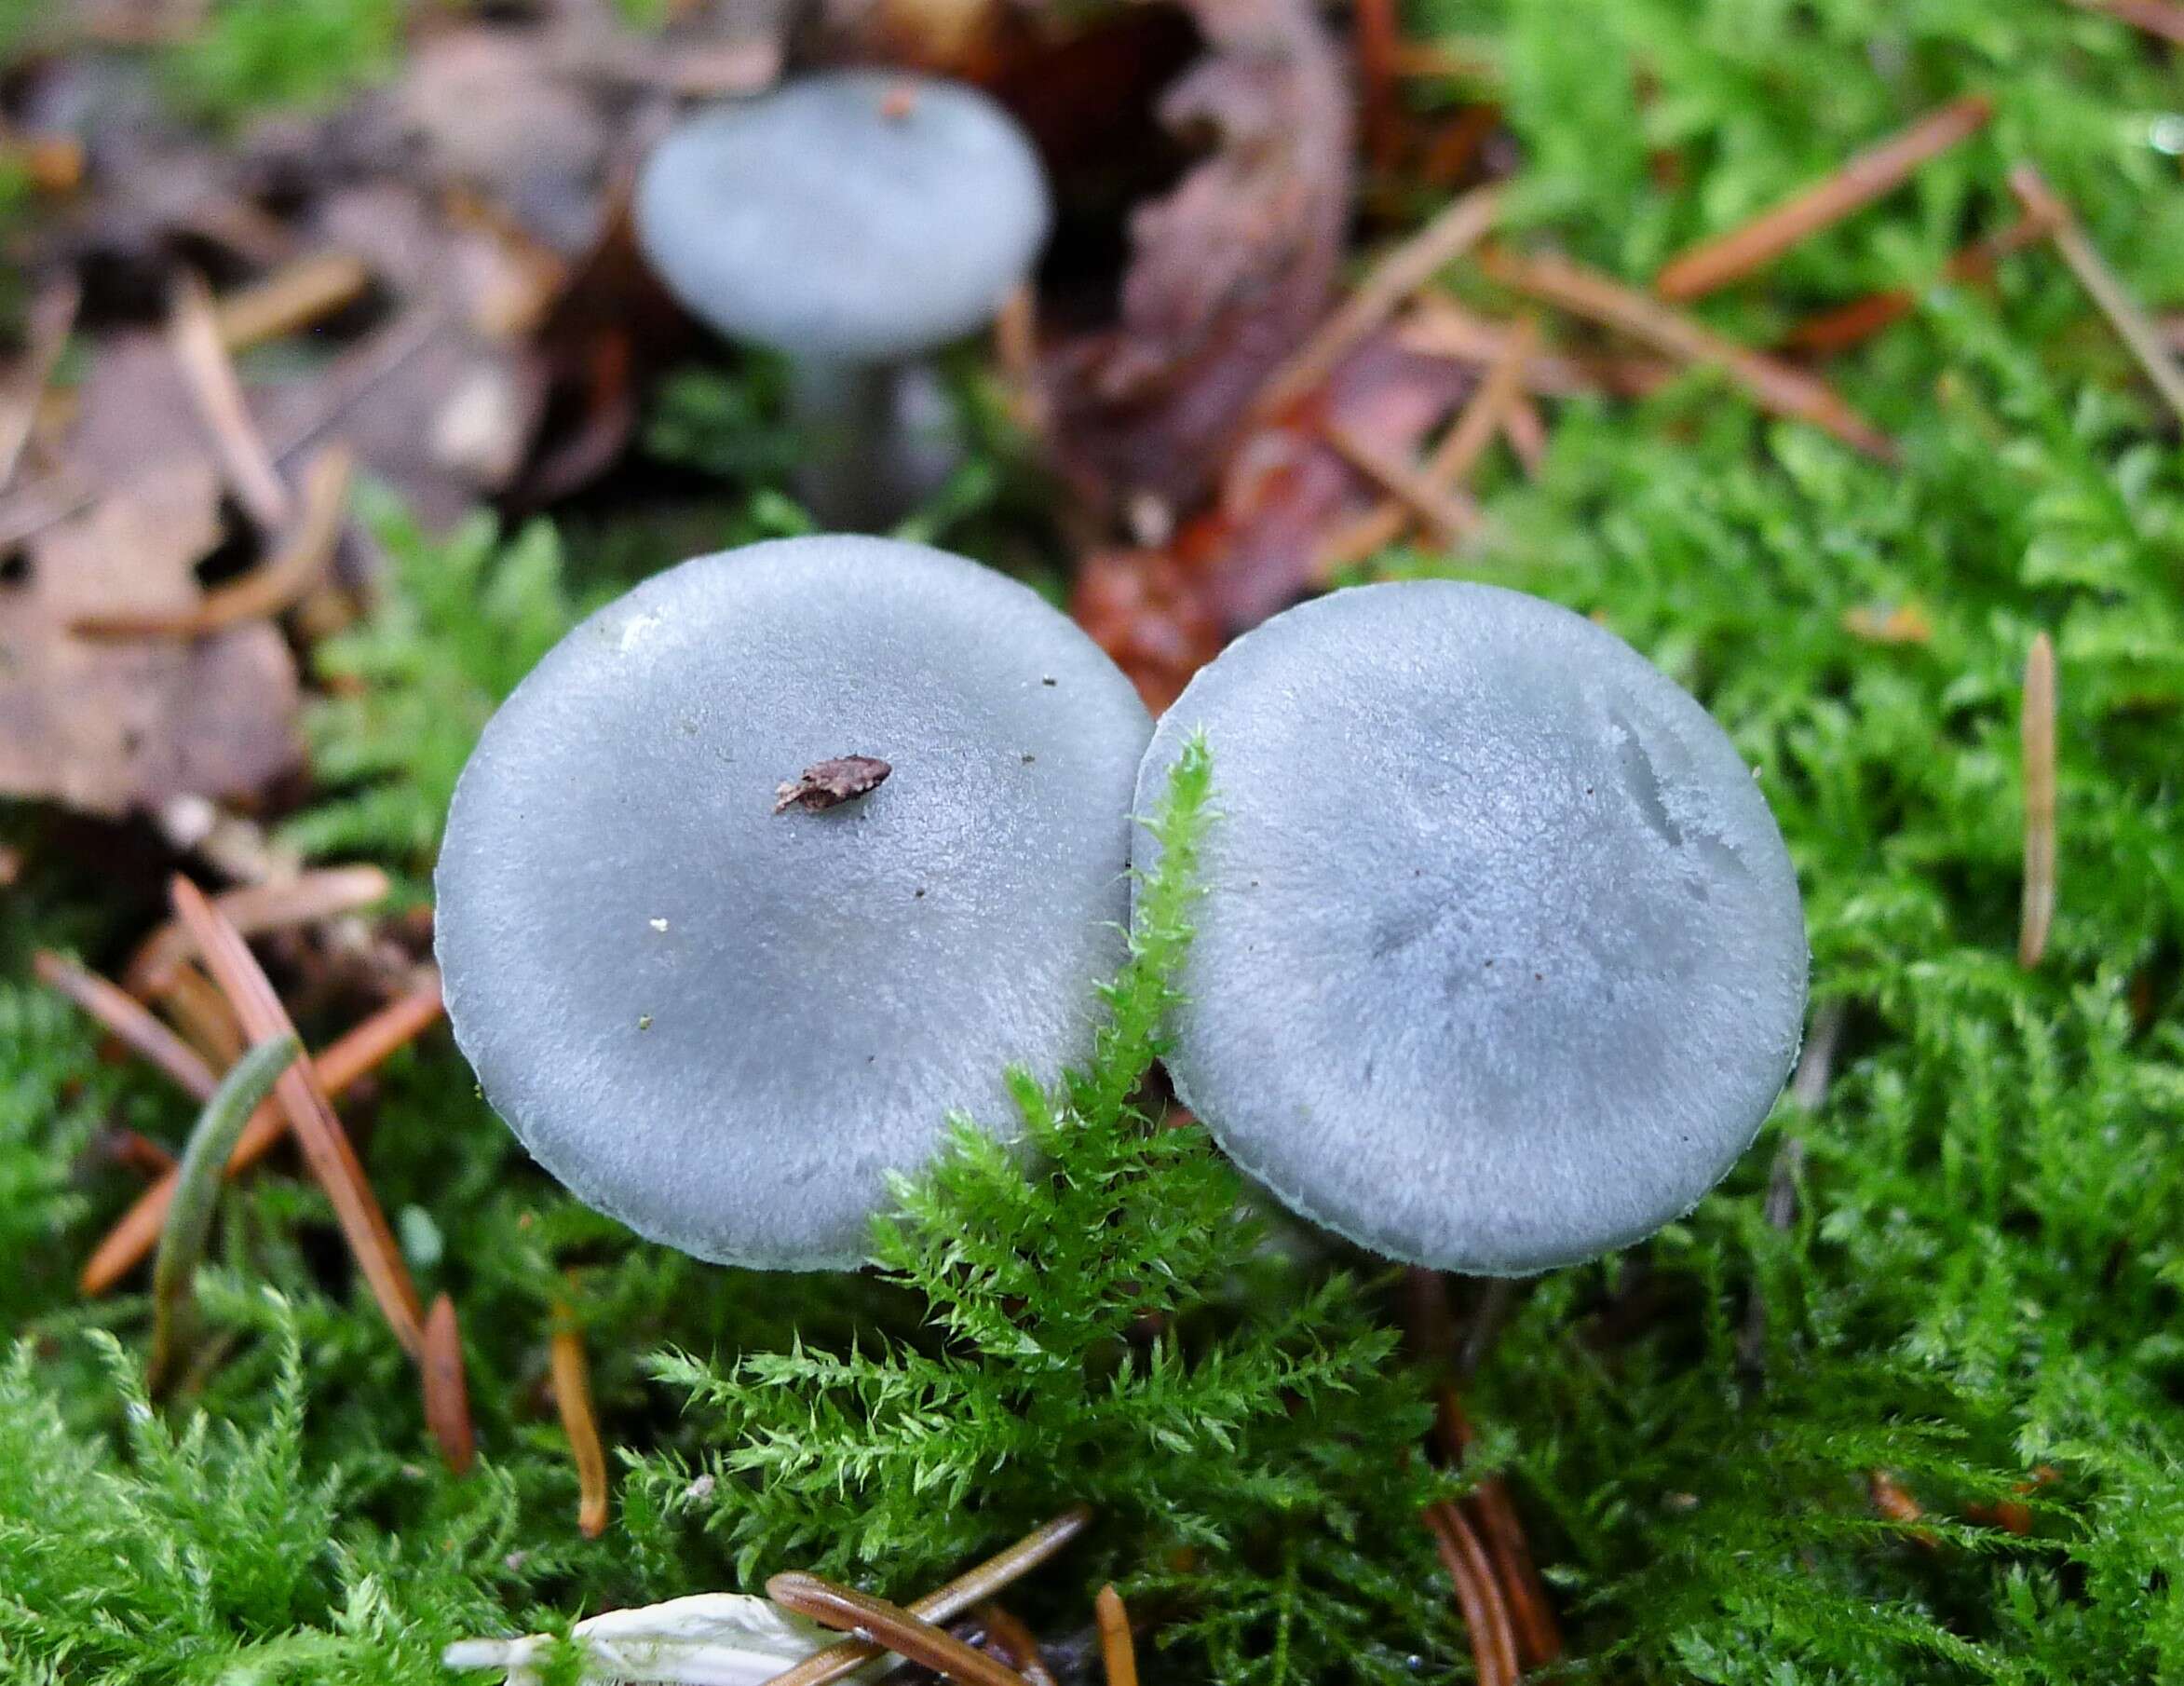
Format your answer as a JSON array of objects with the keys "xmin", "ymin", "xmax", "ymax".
[
  {"xmin": 1134, "ymin": 581, "xmax": 1808, "ymax": 1275},
  {"xmin": 634, "ymin": 71, "xmax": 1051, "ymax": 530},
  {"xmin": 435, "ymin": 535, "xmax": 1150, "ymax": 1270}
]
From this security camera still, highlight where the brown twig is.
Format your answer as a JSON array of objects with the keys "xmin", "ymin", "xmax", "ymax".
[
  {"xmin": 1479, "ymin": 246, "xmax": 1898, "ymax": 458},
  {"xmin": 1323, "ymin": 423, "xmax": 1482, "ymax": 546},
  {"xmin": 1092, "ymin": 1586, "xmax": 1138, "ymax": 1686},
  {"xmin": 213, "ymin": 252, "xmax": 372, "ymax": 354},
  {"xmin": 2019, "ymin": 631, "xmax": 2057, "ymax": 969},
  {"xmin": 125, "ymin": 865, "xmax": 392, "ymax": 999},
  {"xmin": 73, "ymin": 446, "xmax": 354, "ymax": 639},
  {"xmin": 769, "ymin": 1575, "xmax": 1032, "ymax": 1686},
  {"xmin": 169, "ymin": 270, "xmax": 291, "ymax": 529},
  {"xmin": 760, "ymin": 1508, "xmax": 1095, "ymax": 1686},
  {"xmin": 977, "ymin": 1605, "xmax": 1057, "ymax": 1686},
  {"xmin": 0, "ymin": 279, "xmax": 78, "ymax": 492},
  {"xmin": 2066, "ymin": 0, "xmax": 2184, "ymax": 44},
  {"xmin": 995, "ymin": 282, "xmax": 1047, "ymax": 436},
  {"xmin": 551, "ymin": 1292, "xmax": 610, "ymax": 1538},
  {"xmin": 167, "ymin": 877, "xmax": 425, "ymax": 1353},
  {"xmin": 1254, "ymin": 186, "xmax": 1499, "ymax": 419},
  {"xmin": 34, "ymin": 951, "xmax": 219, "ymax": 1101},
  {"xmin": 80, "ymin": 976, "xmax": 446, "ymax": 1296},
  {"xmin": 2008, "ymin": 164, "xmax": 2184, "ymax": 425},
  {"xmin": 1654, "ymin": 95, "xmax": 1992, "ymax": 301},
  {"xmin": 1503, "ymin": 393, "xmax": 1549, "ymax": 474},
  {"xmin": 1422, "ymin": 1501, "xmax": 1520, "ymax": 1686},
  {"xmin": 424, "ymin": 1293, "xmax": 477, "ymax": 1475},
  {"xmin": 1783, "ymin": 212, "xmax": 2054, "ymax": 354}
]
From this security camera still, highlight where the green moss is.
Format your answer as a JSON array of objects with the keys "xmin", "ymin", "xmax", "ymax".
[
  {"xmin": 164, "ymin": 0, "xmax": 411, "ymax": 126},
  {"xmin": 5, "ymin": 2, "xmax": 2184, "ymax": 1679}
]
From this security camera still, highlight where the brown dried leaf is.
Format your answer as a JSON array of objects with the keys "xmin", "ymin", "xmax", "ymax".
[
  {"xmin": 1046, "ymin": 0, "xmax": 1351, "ymax": 511},
  {"xmin": 774, "ymin": 756, "xmax": 893, "ymax": 814},
  {"xmin": 0, "ymin": 459, "xmax": 300, "ymax": 817}
]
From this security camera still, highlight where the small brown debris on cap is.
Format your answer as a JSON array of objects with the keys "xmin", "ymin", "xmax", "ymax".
[
  {"xmin": 879, "ymin": 83, "xmax": 920, "ymax": 121},
  {"xmin": 773, "ymin": 755, "xmax": 892, "ymax": 814}
]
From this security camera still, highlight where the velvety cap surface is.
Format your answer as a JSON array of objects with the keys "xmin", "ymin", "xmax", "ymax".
[
  {"xmin": 437, "ymin": 537, "xmax": 1150, "ymax": 1269},
  {"xmin": 633, "ymin": 71, "xmax": 1051, "ymax": 362},
  {"xmin": 1135, "ymin": 581, "xmax": 1808, "ymax": 1274}
]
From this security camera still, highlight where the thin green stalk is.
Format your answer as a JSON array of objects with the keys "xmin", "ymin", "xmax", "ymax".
[{"xmin": 148, "ymin": 1032, "xmax": 302, "ymax": 1394}]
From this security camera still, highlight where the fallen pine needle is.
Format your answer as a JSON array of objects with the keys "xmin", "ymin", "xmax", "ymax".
[
  {"xmin": 769, "ymin": 1574, "xmax": 1031, "ymax": 1686},
  {"xmin": 1784, "ymin": 212, "xmax": 2055, "ymax": 354},
  {"xmin": 1093, "ymin": 1586, "xmax": 1138, "ymax": 1686},
  {"xmin": 1479, "ymin": 246, "xmax": 1898, "ymax": 459},
  {"xmin": 1323, "ymin": 423, "xmax": 1482, "ymax": 546},
  {"xmin": 73, "ymin": 445, "xmax": 354, "ymax": 639},
  {"xmin": 977, "ymin": 1604, "xmax": 1057, "ymax": 1686},
  {"xmin": 103, "ymin": 1128, "xmax": 179, "ymax": 1178},
  {"xmin": 170, "ymin": 877, "xmax": 425, "ymax": 1354},
  {"xmin": 82, "ymin": 975, "xmax": 445, "ymax": 1296},
  {"xmin": 1400, "ymin": 293, "xmax": 1673, "ymax": 397},
  {"xmin": 424, "ymin": 1293, "xmax": 477, "ymax": 1475},
  {"xmin": 1318, "ymin": 318, "xmax": 1533, "ymax": 574},
  {"xmin": 1255, "ymin": 185, "xmax": 1499, "ymax": 419},
  {"xmin": 1423, "ymin": 1501, "xmax": 1520, "ymax": 1686},
  {"xmin": 34, "ymin": 950, "xmax": 218, "ymax": 1101},
  {"xmin": 2020, "ymin": 631, "xmax": 2057, "ymax": 969},
  {"xmin": 1655, "ymin": 94, "xmax": 1993, "ymax": 301},
  {"xmin": 147, "ymin": 1031, "xmax": 300, "ymax": 1394},
  {"xmin": 169, "ymin": 270, "xmax": 291, "ymax": 530},
  {"xmin": 126, "ymin": 864, "xmax": 392, "ymax": 998},
  {"xmin": 2008, "ymin": 164, "xmax": 2184, "ymax": 426},
  {"xmin": 551, "ymin": 1295, "xmax": 610, "ymax": 1539},
  {"xmin": 1431, "ymin": 1387, "xmax": 1560, "ymax": 1667},
  {"xmin": 213, "ymin": 252, "xmax": 372, "ymax": 354},
  {"xmin": 1422, "ymin": 313, "xmax": 1536, "ymax": 485},
  {"xmin": 760, "ymin": 1507, "xmax": 1095, "ymax": 1686},
  {"xmin": 162, "ymin": 962, "xmax": 249, "ymax": 1067}
]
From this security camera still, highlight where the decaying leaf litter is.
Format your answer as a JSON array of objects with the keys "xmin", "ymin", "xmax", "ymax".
[{"xmin": 4, "ymin": 0, "xmax": 2184, "ymax": 1681}]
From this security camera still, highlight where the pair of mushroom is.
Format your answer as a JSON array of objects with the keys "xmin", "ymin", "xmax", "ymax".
[
  {"xmin": 437, "ymin": 535, "xmax": 1808, "ymax": 1277},
  {"xmin": 634, "ymin": 72, "xmax": 1051, "ymax": 531}
]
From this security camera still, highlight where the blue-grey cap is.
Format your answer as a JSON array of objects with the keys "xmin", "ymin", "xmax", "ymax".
[
  {"xmin": 634, "ymin": 71, "xmax": 1051, "ymax": 363},
  {"xmin": 1134, "ymin": 581, "xmax": 1808, "ymax": 1274},
  {"xmin": 436, "ymin": 536, "xmax": 1149, "ymax": 1269}
]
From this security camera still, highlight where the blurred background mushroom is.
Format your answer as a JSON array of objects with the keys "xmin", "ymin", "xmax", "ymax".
[
  {"xmin": 434, "ymin": 534, "xmax": 1149, "ymax": 1270},
  {"xmin": 633, "ymin": 70, "xmax": 1052, "ymax": 531},
  {"xmin": 1134, "ymin": 581, "xmax": 1809, "ymax": 1275}
]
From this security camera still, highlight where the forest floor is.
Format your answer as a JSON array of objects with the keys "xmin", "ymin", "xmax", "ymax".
[{"xmin": 3, "ymin": 1, "xmax": 2184, "ymax": 1681}]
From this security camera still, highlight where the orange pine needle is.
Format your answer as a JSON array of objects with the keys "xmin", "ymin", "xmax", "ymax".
[
  {"xmin": 423, "ymin": 1294, "xmax": 476, "ymax": 1475},
  {"xmin": 1255, "ymin": 186, "xmax": 1499, "ymax": 419},
  {"xmin": 769, "ymin": 1574, "xmax": 1031, "ymax": 1686},
  {"xmin": 1423, "ymin": 1501, "xmax": 1520, "ymax": 1686},
  {"xmin": 1655, "ymin": 95, "xmax": 1993, "ymax": 301},
  {"xmin": 550, "ymin": 1298, "xmax": 610, "ymax": 1539},
  {"xmin": 758, "ymin": 1507, "xmax": 1095, "ymax": 1686},
  {"xmin": 80, "ymin": 977, "xmax": 445, "ymax": 1297},
  {"xmin": 167, "ymin": 877, "xmax": 424, "ymax": 1353},
  {"xmin": 34, "ymin": 951, "xmax": 218, "ymax": 1101},
  {"xmin": 125, "ymin": 865, "xmax": 392, "ymax": 999},
  {"xmin": 1480, "ymin": 245, "xmax": 1897, "ymax": 459},
  {"xmin": 1093, "ymin": 1585, "xmax": 1138, "ymax": 1686},
  {"xmin": 1783, "ymin": 212, "xmax": 2053, "ymax": 354}
]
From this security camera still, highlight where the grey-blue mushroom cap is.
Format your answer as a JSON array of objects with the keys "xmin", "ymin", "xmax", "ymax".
[
  {"xmin": 633, "ymin": 71, "xmax": 1051, "ymax": 363},
  {"xmin": 1134, "ymin": 581, "xmax": 1808, "ymax": 1275},
  {"xmin": 435, "ymin": 536, "xmax": 1150, "ymax": 1270}
]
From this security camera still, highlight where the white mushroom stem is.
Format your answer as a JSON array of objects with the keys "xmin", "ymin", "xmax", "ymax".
[{"xmin": 784, "ymin": 359, "xmax": 956, "ymax": 531}]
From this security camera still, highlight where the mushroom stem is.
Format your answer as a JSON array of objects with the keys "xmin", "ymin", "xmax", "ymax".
[{"xmin": 784, "ymin": 358, "xmax": 956, "ymax": 531}]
